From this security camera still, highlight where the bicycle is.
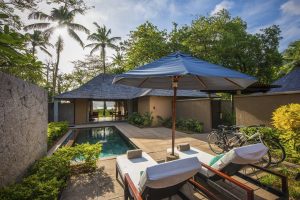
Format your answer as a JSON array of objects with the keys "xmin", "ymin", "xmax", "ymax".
[{"xmin": 208, "ymin": 125, "xmax": 286, "ymax": 167}]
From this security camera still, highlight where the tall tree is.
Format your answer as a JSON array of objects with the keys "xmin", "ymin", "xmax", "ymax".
[
  {"xmin": 283, "ymin": 40, "xmax": 300, "ymax": 67},
  {"xmin": 25, "ymin": 30, "xmax": 53, "ymax": 57},
  {"xmin": 86, "ymin": 23, "xmax": 121, "ymax": 74},
  {"xmin": 86, "ymin": 23, "xmax": 121, "ymax": 116},
  {"xmin": 123, "ymin": 21, "xmax": 170, "ymax": 70},
  {"xmin": 24, "ymin": 5, "xmax": 89, "ymax": 96}
]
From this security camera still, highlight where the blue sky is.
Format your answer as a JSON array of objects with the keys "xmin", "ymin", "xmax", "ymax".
[{"xmin": 28, "ymin": 0, "xmax": 300, "ymax": 73}]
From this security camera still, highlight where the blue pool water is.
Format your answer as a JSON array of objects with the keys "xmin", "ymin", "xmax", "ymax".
[{"xmin": 74, "ymin": 126, "xmax": 135, "ymax": 158}]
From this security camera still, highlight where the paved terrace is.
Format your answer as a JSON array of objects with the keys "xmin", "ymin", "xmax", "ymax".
[{"xmin": 61, "ymin": 122, "xmax": 279, "ymax": 200}]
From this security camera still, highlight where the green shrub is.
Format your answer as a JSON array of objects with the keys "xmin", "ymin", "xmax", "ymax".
[
  {"xmin": 128, "ymin": 112, "xmax": 153, "ymax": 127},
  {"xmin": 158, "ymin": 117, "xmax": 203, "ymax": 133},
  {"xmin": 47, "ymin": 121, "xmax": 69, "ymax": 147},
  {"xmin": 0, "ymin": 143, "xmax": 101, "ymax": 200}
]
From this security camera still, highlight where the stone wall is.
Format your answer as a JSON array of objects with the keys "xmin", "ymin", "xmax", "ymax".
[{"xmin": 0, "ymin": 72, "xmax": 48, "ymax": 187}]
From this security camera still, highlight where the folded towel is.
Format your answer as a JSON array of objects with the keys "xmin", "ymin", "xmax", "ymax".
[
  {"xmin": 177, "ymin": 143, "xmax": 190, "ymax": 151},
  {"xmin": 127, "ymin": 149, "xmax": 142, "ymax": 159}
]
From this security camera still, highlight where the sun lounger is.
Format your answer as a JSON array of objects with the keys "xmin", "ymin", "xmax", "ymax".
[
  {"xmin": 116, "ymin": 150, "xmax": 220, "ymax": 200},
  {"xmin": 168, "ymin": 143, "xmax": 288, "ymax": 199}
]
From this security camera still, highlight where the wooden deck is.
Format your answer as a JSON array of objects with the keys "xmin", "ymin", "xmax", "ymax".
[{"xmin": 61, "ymin": 122, "xmax": 280, "ymax": 200}]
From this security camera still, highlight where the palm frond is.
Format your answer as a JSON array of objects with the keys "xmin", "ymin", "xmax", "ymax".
[
  {"xmin": 93, "ymin": 22, "xmax": 100, "ymax": 29},
  {"xmin": 107, "ymin": 43, "xmax": 119, "ymax": 50},
  {"xmin": 39, "ymin": 47, "xmax": 52, "ymax": 57},
  {"xmin": 87, "ymin": 33, "xmax": 100, "ymax": 41},
  {"xmin": 90, "ymin": 44, "xmax": 101, "ymax": 55},
  {"xmin": 24, "ymin": 23, "xmax": 51, "ymax": 31},
  {"xmin": 108, "ymin": 37, "xmax": 121, "ymax": 43},
  {"xmin": 85, "ymin": 43, "xmax": 98, "ymax": 48},
  {"xmin": 28, "ymin": 12, "xmax": 52, "ymax": 20},
  {"xmin": 67, "ymin": 28, "xmax": 84, "ymax": 47},
  {"xmin": 68, "ymin": 23, "xmax": 90, "ymax": 34}
]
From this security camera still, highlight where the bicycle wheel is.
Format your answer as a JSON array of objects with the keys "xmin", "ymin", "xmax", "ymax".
[
  {"xmin": 208, "ymin": 132, "xmax": 225, "ymax": 154},
  {"xmin": 263, "ymin": 139, "xmax": 286, "ymax": 164}
]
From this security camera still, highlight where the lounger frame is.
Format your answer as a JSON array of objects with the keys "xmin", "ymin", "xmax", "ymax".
[{"xmin": 116, "ymin": 162, "xmax": 219, "ymax": 200}]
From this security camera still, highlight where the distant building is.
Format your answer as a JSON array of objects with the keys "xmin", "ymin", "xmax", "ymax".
[
  {"xmin": 53, "ymin": 74, "xmax": 212, "ymax": 127},
  {"xmin": 235, "ymin": 66, "xmax": 300, "ymax": 126}
]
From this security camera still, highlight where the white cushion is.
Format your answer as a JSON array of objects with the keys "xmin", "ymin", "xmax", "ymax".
[
  {"xmin": 116, "ymin": 152, "xmax": 157, "ymax": 189},
  {"xmin": 167, "ymin": 147, "xmax": 214, "ymax": 165},
  {"xmin": 212, "ymin": 143, "xmax": 268, "ymax": 171},
  {"xmin": 138, "ymin": 157, "xmax": 201, "ymax": 192}
]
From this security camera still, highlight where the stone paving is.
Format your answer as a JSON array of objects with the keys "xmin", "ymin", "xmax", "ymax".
[{"xmin": 60, "ymin": 122, "xmax": 279, "ymax": 200}]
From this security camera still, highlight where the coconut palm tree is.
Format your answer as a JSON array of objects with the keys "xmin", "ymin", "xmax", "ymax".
[
  {"xmin": 25, "ymin": 30, "xmax": 53, "ymax": 57},
  {"xmin": 24, "ymin": 6, "xmax": 89, "ymax": 96},
  {"xmin": 86, "ymin": 23, "xmax": 121, "ymax": 117},
  {"xmin": 85, "ymin": 23, "xmax": 121, "ymax": 74}
]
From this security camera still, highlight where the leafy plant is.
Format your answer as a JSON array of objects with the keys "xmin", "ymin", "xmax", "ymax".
[
  {"xmin": 272, "ymin": 103, "xmax": 300, "ymax": 163},
  {"xmin": 47, "ymin": 121, "xmax": 69, "ymax": 147},
  {"xmin": 158, "ymin": 117, "xmax": 203, "ymax": 133},
  {"xmin": 128, "ymin": 112, "xmax": 153, "ymax": 127},
  {"xmin": 0, "ymin": 143, "xmax": 101, "ymax": 200}
]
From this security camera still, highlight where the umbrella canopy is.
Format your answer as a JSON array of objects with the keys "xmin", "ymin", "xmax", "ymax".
[
  {"xmin": 113, "ymin": 52, "xmax": 257, "ymax": 156},
  {"xmin": 113, "ymin": 52, "xmax": 257, "ymax": 90}
]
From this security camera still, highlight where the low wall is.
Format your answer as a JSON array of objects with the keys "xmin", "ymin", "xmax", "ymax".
[
  {"xmin": 176, "ymin": 99, "xmax": 212, "ymax": 132},
  {"xmin": 0, "ymin": 72, "xmax": 48, "ymax": 187},
  {"xmin": 235, "ymin": 92, "xmax": 300, "ymax": 126}
]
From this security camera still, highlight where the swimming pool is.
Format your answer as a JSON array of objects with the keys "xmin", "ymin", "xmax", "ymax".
[{"xmin": 70, "ymin": 126, "xmax": 135, "ymax": 158}]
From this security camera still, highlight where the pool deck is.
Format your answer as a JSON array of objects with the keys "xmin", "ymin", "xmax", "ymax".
[{"xmin": 60, "ymin": 122, "xmax": 279, "ymax": 200}]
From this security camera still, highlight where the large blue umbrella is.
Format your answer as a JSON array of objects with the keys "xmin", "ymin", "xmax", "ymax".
[{"xmin": 113, "ymin": 52, "xmax": 257, "ymax": 155}]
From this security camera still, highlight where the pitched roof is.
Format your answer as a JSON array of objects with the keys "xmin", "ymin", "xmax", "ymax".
[
  {"xmin": 269, "ymin": 67, "xmax": 300, "ymax": 93},
  {"xmin": 55, "ymin": 74, "xmax": 210, "ymax": 100}
]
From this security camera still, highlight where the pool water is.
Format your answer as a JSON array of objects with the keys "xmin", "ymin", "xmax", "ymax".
[{"xmin": 74, "ymin": 126, "xmax": 135, "ymax": 158}]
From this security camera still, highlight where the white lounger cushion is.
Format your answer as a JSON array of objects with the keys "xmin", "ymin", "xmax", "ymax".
[
  {"xmin": 212, "ymin": 143, "xmax": 269, "ymax": 171},
  {"xmin": 116, "ymin": 152, "xmax": 157, "ymax": 189},
  {"xmin": 139, "ymin": 157, "xmax": 201, "ymax": 192},
  {"xmin": 167, "ymin": 147, "xmax": 214, "ymax": 165}
]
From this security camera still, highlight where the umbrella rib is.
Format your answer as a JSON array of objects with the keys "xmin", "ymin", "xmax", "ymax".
[
  {"xmin": 224, "ymin": 78, "xmax": 243, "ymax": 89},
  {"xmin": 196, "ymin": 76, "xmax": 207, "ymax": 88},
  {"xmin": 138, "ymin": 77, "xmax": 149, "ymax": 87}
]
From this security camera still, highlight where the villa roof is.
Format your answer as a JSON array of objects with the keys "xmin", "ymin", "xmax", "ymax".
[
  {"xmin": 55, "ymin": 74, "xmax": 210, "ymax": 100},
  {"xmin": 268, "ymin": 66, "xmax": 300, "ymax": 93}
]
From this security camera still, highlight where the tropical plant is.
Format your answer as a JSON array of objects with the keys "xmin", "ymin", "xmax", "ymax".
[
  {"xmin": 47, "ymin": 121, "xmax": 69, "ymax": 147},
  {"xmin": 128, "ymin": 112, "xmax": 153, "ymax": 127},
  {"xmin": 283, "ymin": 40, "xmax": 300, "ymax": 67},
  {"xmin": 25, "ymin": 30, "xmax": 53, "ymax": 57},
  {"xmin": 272, "ymin": 103, "xmax": 300, "ymax": 153},
  {"xmin": 86, "ymin": 23, "xmax": 121, "ymax": 73},
  {"xmin": 86, "ymin": 23, "xmax": 121, "ymax": 115},
  {"xmin": 0, "ymin": 143, "xmax": 101, "ymax": 200},
  {"xmin": 24, "ymin": 5, "xmax": 89, "ymax": 96}
]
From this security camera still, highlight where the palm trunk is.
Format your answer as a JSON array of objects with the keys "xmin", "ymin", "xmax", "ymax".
[
  {"xmin": 53, "ymin": 37, "xmax": 62, "ymax": 97},
  {"xmin": 102, "ymin": 45, "xmax": 107, "ymax": 117}
]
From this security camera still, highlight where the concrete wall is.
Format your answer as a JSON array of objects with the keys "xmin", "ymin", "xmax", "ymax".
[
  {"xmin": 74, "ymin": 99, "xmax": 89, "ymax": 124},
  {"xmin": 176, "ymin": 99, "xmax": 212, "ymax": 132},
  {"xmin": 235, "ymin": 92, "xmax": 300, "ymax": 126},
  {"xmin": 0, "ymin": 72, "xmax": 47, "ymax": 187},
  {"xmin": 149, "ymin": 96, "xmax": 172, "ymax": 125},
  {"xmin": 48, "ymin": 102, "xmax": 74, "ymax": 124},
  {"xmin": 137, "ymin": 96, "xmax": 150, "ymax": 115}
]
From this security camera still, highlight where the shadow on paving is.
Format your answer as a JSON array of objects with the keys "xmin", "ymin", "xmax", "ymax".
[{"xmin": 61, "ymin": 166, "xmax": 115, "ymax": 200}]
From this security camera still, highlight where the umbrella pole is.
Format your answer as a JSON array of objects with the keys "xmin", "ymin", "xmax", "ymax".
[{"xmin": 171, "ymin": 77, "xmax": 179, "ymax": 155}]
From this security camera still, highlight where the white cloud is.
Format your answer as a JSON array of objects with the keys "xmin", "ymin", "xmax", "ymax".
[
  {"xmin": 210, "ymin": 0, "xmax": 234, "ymax": 16},
  {"xmin": 281, "ymin": 0, "xmax": 300, "ymax": 16}
]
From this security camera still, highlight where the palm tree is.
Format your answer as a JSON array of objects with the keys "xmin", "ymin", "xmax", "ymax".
[
  {"xmin": 86, "ymin": 23, "xmax": 121, "ymax": 117},
  {"xmin": 24, "ymin": 6, "xmax": 89, "ymax": 96},
  {"xmin": 25, "ymin": 30, "xmax": 53, "ymax": 57},
  {"xmin": 86, "ymin": 23, "xmax": 121, "ymax": 74}
]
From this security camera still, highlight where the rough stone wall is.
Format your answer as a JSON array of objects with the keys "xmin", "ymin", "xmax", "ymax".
[{"xmin": 0, "ymin": 72, "xmax": 48, "ymax": 187}]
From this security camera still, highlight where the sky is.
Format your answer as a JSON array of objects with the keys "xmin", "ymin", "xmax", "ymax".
[{"xmin": 23, "ymin": 0, "xmax": 300, "ymax": 74}]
